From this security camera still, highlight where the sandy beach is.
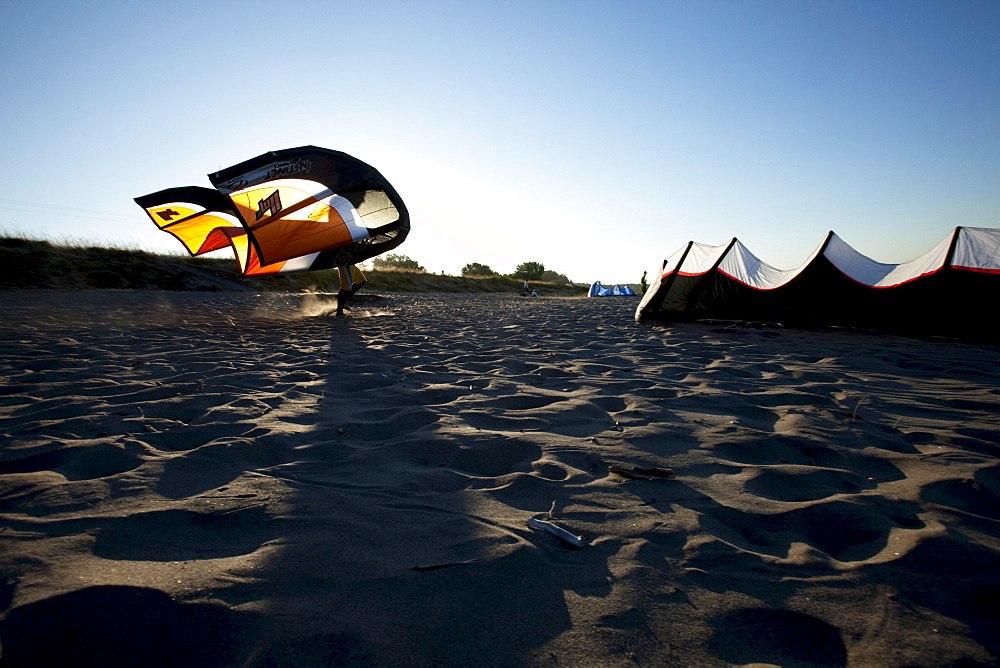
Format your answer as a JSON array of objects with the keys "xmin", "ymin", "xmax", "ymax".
[{"xmin": 1, "ymin": 289, "xmax": 998, "ymax": 666}]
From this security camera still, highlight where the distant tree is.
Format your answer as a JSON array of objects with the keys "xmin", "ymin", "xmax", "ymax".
[
  {"xmin": 372, "ymin": 253, "xmax": 424, "ymax": 272},
  {"xmin": 541, "ymin": 269, "xmax": 570, "ymax": 285},
  {"xmin": 462, "ymin": 262, "xmax": 496, "ymax": 277},
  {"xmin": 514, "ymin": 261, "xmax": 545, "ymax": 280}
]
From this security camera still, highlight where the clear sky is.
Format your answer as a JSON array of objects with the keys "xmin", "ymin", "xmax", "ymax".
[{"xmin": 1, "ymin": 0, "xmax": 997, "ymax": 284}]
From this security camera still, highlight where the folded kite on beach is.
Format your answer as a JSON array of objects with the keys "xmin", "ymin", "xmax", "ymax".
[
  {"xmin": 636, "ymin": 226, "xmax": 1000, "ymax": 340},
  {"xmin": 135, "ymin": 146, "xmax": 409, "ymax": 276}
]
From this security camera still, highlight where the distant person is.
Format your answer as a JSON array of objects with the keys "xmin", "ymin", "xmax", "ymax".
[
  {"xmin": 523, "ymin": 279, "xmax": 530, "ymax": 297},
  {"xmin": 531, "ymin": 290, "xmax": 538, "ymax": 297},
  {"xmin": 336, "ymin": 264, "xmax": 367, "ymax": 316}
]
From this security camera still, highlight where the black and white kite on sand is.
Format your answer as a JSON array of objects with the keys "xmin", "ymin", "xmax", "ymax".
[
  {"xmin": 135, "ymin": 146, "xmax": 409, "ymax": 276},
  {"xmin": 635, "ymin": 226, "xmax": 1000, "ymax": 341}
]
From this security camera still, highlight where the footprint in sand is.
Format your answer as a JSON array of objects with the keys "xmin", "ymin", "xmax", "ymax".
[
  {"xmin": 0, "ymin": 442, "xmax": 144, "ymax": 480},
  {"xmin": 710, "ymin": 435, "xmax": 906, "ymax": 484},
  {"xmin": 921, "ymin": 475, "xmax": 1000, "ymax": 521},
  {"xmin": 691, "ymin": 496, "xmax": 923, "ymax": 564},
  {"xmin": 91, "ymin": 505, "xmax": 276, "ymax": 561},
  {"xmin": 0, "ymin": 585, "xmax": 260, "ymax": 666},
  {"xmin": 743, "ymin": 465, "xmax": 875, "ymax": 502},
  {"xmin": 390, "ymin": 433, "xmax": 542, "ymax": 479},
  {"xmin": 459, "ymin": 395, "xmax": 615, "ymax": 438},
  {"xmin": 707, "ymin": 608, "xmax": 846, "ymax": 667}
]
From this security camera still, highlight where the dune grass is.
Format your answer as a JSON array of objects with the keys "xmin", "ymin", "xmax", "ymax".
[{"xmin": 0, "ymin": 235, "xmax": 589, "ymax": 295}]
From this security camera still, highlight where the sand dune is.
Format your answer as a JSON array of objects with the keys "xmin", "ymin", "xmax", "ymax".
[{"xmin": 1, "ymin": 290, "xmax": 998, "ymax": 666}]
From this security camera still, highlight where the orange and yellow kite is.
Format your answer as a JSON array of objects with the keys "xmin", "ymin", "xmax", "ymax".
[{"xmin": 135, "ymin": 146, "xmax": 409, "ymax": 276}]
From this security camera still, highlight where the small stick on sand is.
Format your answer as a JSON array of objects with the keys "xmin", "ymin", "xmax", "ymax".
[
  {"xmin": 411, "ymin": 559, "xmax": 478, "ymax": 572},
  {"xmin": 609, "ymin": 465, "xmax": 675, "ymax": 480}
]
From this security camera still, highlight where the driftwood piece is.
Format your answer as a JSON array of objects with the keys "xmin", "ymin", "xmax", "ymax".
[{"xmin": 527, "ymin": 517, "xmax": 586, "ymax": 548}]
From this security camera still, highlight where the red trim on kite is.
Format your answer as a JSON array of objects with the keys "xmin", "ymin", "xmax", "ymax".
[
  {"xmin": 952, "ymin": 265, "xmax": 1000, "ymax": 275},
  {"xmin": 716, "ymin": 269, "xmax": 770, "ymax": 290},
  {"xmin": 713, "ymin": 264, "xmax": 946, "ymax": 291},
  {"xmin": 828, "ymin": 265, "xmax": 943, "ymax": 289}
]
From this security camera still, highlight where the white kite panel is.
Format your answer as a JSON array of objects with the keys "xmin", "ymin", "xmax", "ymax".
[
  {"xmin": 824, "ymin": 233, "xmax": 949, "ymax": 287},
  {"xmin": 952, "ymin": 227, "xmax": 1000, "ymax": 271}
]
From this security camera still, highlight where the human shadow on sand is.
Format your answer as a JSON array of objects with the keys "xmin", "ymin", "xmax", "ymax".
[{"xmin": 192, "ymin": 297, "xmax": 610, "ymax": 665}]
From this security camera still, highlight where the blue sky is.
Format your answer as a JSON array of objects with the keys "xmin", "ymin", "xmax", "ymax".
[{"xmin": 1, "ymin": 0, "xmax": 997, "ymax": 283}]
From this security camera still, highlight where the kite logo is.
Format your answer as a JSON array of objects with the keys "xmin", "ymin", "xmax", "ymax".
[
  {"xmin": 266, "ymin": 157, "xmax": 312, "ymax": 180},
  {"xmin": 256, "ymin": 190, "xmax": 282, "ymax": 220},
  {"xmin": 156, "ymin": 209, "xmax": 181, "ymax": 221}
]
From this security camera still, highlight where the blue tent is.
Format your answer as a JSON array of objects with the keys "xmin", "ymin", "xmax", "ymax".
[{"xmin": 588, "ymin": 282, "xmax": 637, "ymax": 297}]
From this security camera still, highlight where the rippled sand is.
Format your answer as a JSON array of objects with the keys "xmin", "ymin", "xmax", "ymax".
[{"xmin": 1, "ymin": 290, "xmax": 998, "ymax": 666}]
